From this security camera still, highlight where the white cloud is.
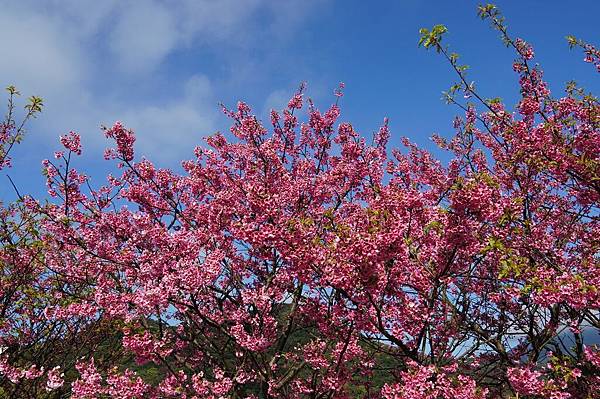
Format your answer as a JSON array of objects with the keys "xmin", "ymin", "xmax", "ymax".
[
  {"xmin": 263, "ymin": 89, "xmax": 292, "ymax": 115},
  {"xmin": 108, "ymin": 1, "xmax": 179, "ymax": 73},
  {"xmin": 109, "ymin": 75, "xmax": 218, "ymax": 162},
  {"xmin": 0, "ymin": 0, "xmax": 326, "ymax": 164},
  {"xmin": 0, "ymin": 6, "xmax": 85, "ymax": 95},
  {"xmin": 175, "ymin": 0, "xmax": 263, "ymax": 43}
]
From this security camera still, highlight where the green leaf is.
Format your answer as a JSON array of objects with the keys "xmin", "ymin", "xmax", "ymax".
[
  {"xmin": 5, "ymin": 85, "xmax": 20, "ymax": 95},
  {"xmin": 418, "ymin": 24, "xmax": 447, "ymax": 50},
  {"xmin": 25, "ymin": 95, "xmax": 44, "ymax": 114}
]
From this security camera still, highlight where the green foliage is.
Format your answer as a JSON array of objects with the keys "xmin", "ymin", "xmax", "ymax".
[
  {"xmin": 25, "ymin": 96, "xmax": 44, "ymax": 115},
  {"xmin": 418, "ymin": 24, "xmax": 448, "ymax": 52}
]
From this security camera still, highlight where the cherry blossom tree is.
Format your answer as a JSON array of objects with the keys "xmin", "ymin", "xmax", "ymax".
[
  {"xmin": 1, "ymin": 4, "xmax": 599, "ymax": 398},
  {"xmin": 0, "ymin": 90, "xmax": 127, "ymax": 398}
]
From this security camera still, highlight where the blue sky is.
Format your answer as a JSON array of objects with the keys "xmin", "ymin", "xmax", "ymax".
[{"xmin": 1, "ymin": 0, "xmax": 599, "ymax": 198}]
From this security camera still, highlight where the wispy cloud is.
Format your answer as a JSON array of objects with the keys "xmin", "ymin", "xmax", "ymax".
[
  {"xmin": 108, "ymin": 1, "xmax": 180, "ymax": 74},
  {"xmin": 0, "ymin": 0, "xmax": 326, "ymax": 164},
  {"xmin": 109, "ymin": 74, "xmax": 218, "ymax": 162}
]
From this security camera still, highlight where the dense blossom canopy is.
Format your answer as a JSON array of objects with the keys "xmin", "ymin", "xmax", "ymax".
[{"xmin": 1, "ymin": 5, "xmax": 599, "ymax": 399}]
